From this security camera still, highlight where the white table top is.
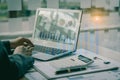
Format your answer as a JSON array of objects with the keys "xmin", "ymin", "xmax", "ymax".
[{"xmin": 25, "ymin": 49, "xmax": 120, "ymax": 80}]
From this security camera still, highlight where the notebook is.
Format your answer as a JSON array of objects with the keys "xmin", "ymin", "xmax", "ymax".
[
  {"xmin": 33, "ymin": 50, "xmax": 119, "ymax": 80},
  {"xmin": 33, "ymin": 54, "xmax": 94, "ymax": 79},
  {"xmin": 49, "ymin": 54, "xmax": 94, "ymax": 74},
  {"xmin": 32, "ymin": 8, "xmax": 83, "ymax": 61}
]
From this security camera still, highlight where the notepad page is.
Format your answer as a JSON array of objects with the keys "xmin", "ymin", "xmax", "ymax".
[{"xmin": 49, "ymin": 56, "xmax": 86, "ymax": 70}]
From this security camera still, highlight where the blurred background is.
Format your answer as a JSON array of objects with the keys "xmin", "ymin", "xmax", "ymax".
[{"xmin": 0, "ymin": 0, "xmax": 120, "ymax": 56}]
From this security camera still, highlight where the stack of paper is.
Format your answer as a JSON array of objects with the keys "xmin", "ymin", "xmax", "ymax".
[{"xmin": 33, "ymin": 54, "xmax": 119, "ymax": 80}]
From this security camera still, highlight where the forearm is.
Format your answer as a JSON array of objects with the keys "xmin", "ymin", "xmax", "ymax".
[
  {"xmin": 10, "ymin": 40, "xmax": 18, "ymax": 49},
  {"xmin": 0, "ymin": 41, "xmax": 34, "ymax": 80},
  {"xmin": 9, "ymin": 54, "xmax": 34, "ymax": 78},
  {"xmin": 0, "ymin": 46, "xmax": 19, "ymax": 80}
]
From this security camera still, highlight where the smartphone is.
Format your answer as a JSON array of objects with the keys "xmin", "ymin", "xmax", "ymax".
[{"xmin": 78, "ymin": 55, "xmax": 94, "ymax": 65}]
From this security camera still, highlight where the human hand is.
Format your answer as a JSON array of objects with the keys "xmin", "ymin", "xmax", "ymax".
[
  {"xmin": 10, "ymin": 46, "xmax": 34, "ymax": 78},
  {"xmin": 10, "ymin": 37, "xmax": 34, "ymax": 49},
  {"xmin": 14, "ymin": 46, "xmax": 33, "ymax": 56}
]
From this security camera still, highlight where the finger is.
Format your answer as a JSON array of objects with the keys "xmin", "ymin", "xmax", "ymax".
[
  {"xmin": 28, "ymin": 47, "xmax": 34, "ymax": 51},
  {"xmin": 23, "ymin": 42, "xmax": 28, "ymax": 46},
  {"xmin": 24, "ymin": 52, "xmax": 32, "ymax": 56},
  {"xmin": 21, "ymin": 46, "xmax": 33, "ymax": 56},
  {"xmin": 23, "ymin": 41, "xmax": 34, "ymax": 48},
  {"xmin": 25, "ymin": 48, "xmax": 32, "ymax": 56},
  {"xmin": 23, "ymin": 38, "xmax": 34, "ymax": 47},
  {"xmin": 26, "ymin": 46, "xmax": 34, "ymax": 51}
]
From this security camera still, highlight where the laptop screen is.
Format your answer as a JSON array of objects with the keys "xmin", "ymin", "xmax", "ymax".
[{"xmin": 33, "ymin": 8, "xmax": 82, "ymax": 51}]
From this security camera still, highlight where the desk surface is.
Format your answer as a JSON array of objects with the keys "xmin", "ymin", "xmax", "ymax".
[{"xmin": 24, "ymin": 49, "xmax": 120, "ymax": 80}]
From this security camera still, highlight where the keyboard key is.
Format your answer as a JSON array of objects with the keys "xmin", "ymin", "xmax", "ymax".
[{"xmin": 34, "ymin": 45, "xmax": 67, "ymax": 55}]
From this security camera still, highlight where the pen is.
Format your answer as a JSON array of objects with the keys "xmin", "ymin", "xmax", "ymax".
[{"xmin": 55, "ymin": 67, "xmax": 86, "ymax": 75}]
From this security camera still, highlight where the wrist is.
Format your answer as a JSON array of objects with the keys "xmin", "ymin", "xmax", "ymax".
[{"xmin": 10, "ymin": 41, "xmax": 16, "ymax": 49}]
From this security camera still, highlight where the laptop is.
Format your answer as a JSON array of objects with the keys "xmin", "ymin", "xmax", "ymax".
[{"xmin": 32, "ymin": 8, "xmax": 83, "ymax": 61}]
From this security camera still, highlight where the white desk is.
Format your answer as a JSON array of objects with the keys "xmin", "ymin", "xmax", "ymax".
[{"xmin": 25, "ymin": 49, "xmax": 120, "ymax": 80}]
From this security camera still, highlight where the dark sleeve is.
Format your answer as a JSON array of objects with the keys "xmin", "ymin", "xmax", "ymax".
[
  {"xmin": 2, "ymin": 41, "xmax": 12, "ymax": 55},
  {"xmin": 0, "ymin": 41, "xmax": 34, "ymax": 80},
  {"xmin": 9, "ymin": 54, "xmax": 34, "ymax": 78}
]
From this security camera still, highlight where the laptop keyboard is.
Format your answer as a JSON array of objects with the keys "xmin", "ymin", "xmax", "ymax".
[{"xmin": 34, "ymin": 45, "xmax": 67, "ymax": 55}]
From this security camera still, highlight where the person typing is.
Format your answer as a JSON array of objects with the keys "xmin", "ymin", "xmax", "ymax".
[{"xmin": 0, "ymin": 37, "xmax": 34, "ymax": 80}]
